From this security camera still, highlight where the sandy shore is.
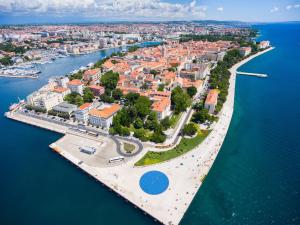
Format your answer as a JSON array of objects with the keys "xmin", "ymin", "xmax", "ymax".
[{"xmin": 5, "ymin": 47, "xmax": 274, "ymax": 225}]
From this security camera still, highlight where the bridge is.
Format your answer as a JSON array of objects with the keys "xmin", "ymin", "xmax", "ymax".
[{"xmin": 236, "ymin": 71, "xmax": 268, "ymax": 78}]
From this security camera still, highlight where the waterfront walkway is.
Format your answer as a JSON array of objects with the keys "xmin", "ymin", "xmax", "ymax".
[{"xmin": 4, "ymin": 47, "xmax": 275, "ymax": 225}]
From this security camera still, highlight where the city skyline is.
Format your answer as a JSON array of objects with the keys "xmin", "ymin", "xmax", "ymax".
[{"xmin": 0, "ymin": 0, "xmax": 300, "ymax": 24}]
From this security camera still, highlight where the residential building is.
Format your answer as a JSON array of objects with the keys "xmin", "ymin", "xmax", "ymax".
[
  {"xmin": 88, "ymin": 85, "xmax": 105, "ymax": 96},
  {"xmin": 88, "ymin": 104, "xmax": 121, "ymax": 129},
  {"xmin": 239, "ymin": 47, "xmax": 252, "ymax": 57},
  {"xmin": 27, "ymin": 91, "xmax": 64, "ymax": 111},
  {"xmin": 152, "ymin": 97, "xmax": 171, "ymax": 120},
  {"xmin": 204, "ymin": 89, "xmax": 219, "ymax": 114},
  {"xmin": 75, "ymin": 103, "xmax": 94, "ymax": 123},
  {"xmin": 57, "ymin": 76, "xmax": 70, "ymax": 88},
  {"xmin": 52, "ymin": 86, "xmax": 71, "ymax": 98},
  {"xmin": 83, "ymin": 68, "xmax": 101, "ymax": 85},
  {"xmin": 259, "ymin": 41, "xmax": 270, "ymax": 49},
  {"xmin": 67, "ymin": 79, "xmax": 83, "ymax": 95}
]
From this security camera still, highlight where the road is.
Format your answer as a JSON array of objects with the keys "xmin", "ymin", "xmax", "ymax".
[{"xmin": 16, "ymin": 110, "xmax": 143, "ymax": 157}]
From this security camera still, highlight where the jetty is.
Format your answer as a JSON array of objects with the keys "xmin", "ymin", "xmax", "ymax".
[{"xmin": 236, "ymin": 71, "xmax": 268, "ymax": 78}]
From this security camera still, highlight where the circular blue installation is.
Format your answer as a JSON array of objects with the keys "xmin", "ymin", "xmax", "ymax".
[{"xmin": 139, "ymin": 171, "xmax": 169, "ymax": 195}]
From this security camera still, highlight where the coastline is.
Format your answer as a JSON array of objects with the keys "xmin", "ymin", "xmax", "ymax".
[{"xmin": 4, "ymin": 47, "xmax": 275, "ymax": 225}]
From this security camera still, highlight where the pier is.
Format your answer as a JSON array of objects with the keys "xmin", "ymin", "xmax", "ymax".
[{"xmin": 236, "ymin": 71, "xmax": 268, "ymax": 78}]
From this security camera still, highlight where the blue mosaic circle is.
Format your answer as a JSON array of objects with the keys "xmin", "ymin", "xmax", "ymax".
[{"xmin": 139, "ymin": 171, "xmax": 169, "ymax": 195}]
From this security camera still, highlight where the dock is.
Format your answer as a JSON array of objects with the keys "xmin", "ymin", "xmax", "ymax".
[{"xmin": 236, "ymin": 71, "xmax": 268, "ymax": 78}]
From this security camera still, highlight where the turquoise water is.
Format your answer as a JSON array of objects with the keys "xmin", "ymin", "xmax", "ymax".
[
  {"xmin": 181, "ymin": 24, "xmax": 300, "ymax": 225},
  {"xmin": 0, "ymin": 26, "xmax": 299, "ymax": 225}
]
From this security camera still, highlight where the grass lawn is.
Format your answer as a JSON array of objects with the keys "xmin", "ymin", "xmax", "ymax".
[
  {"xmin": 134, "ymin": 129, "xmax": 211, "ymax": 166},
  {"xmin": 170, "ymin": 112, "xmax": 182, "ymax": 128},
  {"xmin": 123, "ymin": 142, "xmax": 135, "ymax": 153}
]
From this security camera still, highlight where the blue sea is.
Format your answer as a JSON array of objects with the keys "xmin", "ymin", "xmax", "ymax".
[{"xmin": 0, "ymin": 25, "xmax": 299, "ymax": 225}]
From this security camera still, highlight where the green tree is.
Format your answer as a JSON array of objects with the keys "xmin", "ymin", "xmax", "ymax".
[
  {"xmin": 134, "ymin": 129, "xmax": 149, "ymax": 142},
  {"xmin": 125, "ymin": 92, "xmax": 140, "ymax": 105},
  {"xmin": 100, "ymin": 93, "xmax": 114, "ymax": 103},
  {"xmin": 161, "ymin": 116, "xmax": 171, "ymax": 130},
  {"xmin": 135, "ymin": 96, "xmax": 151, "ymax": 118},
  {"xmin": 0, "ymin": 56, "xmax": 13, "ymax": 66},
  {"xmin": 150, "ymin": 130, "xmax": 166, "ymax": 143},
  {"xmin": 100, "ymin": 70, "xmax": 119, "ymax": 90},
  {"xmin": 134, "ymin": 118, "xmax": 144, "ymax": 129},
  {"xmin": 112, "ymin": 88, "xmax": 123, "ymax": 100},
  {"xmin": 192, "ymin": 109, "xmax": 210, "ymax": 123},
  {"xmin": 186, "ymin": 86, "xmax": 197, "ymax": 98},
  {"xmin": 64, "ymin": 93, "xmax": 83, "ymax": 106},
  {"xmin": 83, "ymin": 87, "xmax": 94, "ymax": 103},
  {"xmin": 183, "ymin": 123, "xmax": 197, "ymax": 136},
  {"xmin": 157, "ymin": 83, "xmax": 165, "ymax": 91},
  {"xmin": 171, "ymin": 87, "xmax": 191, "ymax": 114}
]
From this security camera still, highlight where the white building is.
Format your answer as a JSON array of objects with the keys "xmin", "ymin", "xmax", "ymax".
[
  {"xmin": 204, "ymin": 89, "xmax": 219, "ymax": 114},
  {"xmin": 67, "ymin": 79, "xmax": 83, "ymax": 95},
  {"xmin": 239, "ymin": 47, "xmax": 252, "ymax": 57},
  {"xmin": 259, "ymin": 41, "xmax": 270, "ymax": 49},
  {"xmin": 57, "ymin": 76, "xmax": 70, "ymax": 88},
  {"xmin": 27, "ymin": 91, "xmax": 64, "ymax": 111},
  {"xmin": 75, "ymin": 103, "xmax": 94, "ymax": 123},
  {"xmin": 88, "ymin": 104, "xmax": 121, "ymax": 129}
]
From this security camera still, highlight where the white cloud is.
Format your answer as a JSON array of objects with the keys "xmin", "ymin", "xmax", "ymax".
[
  {"xmin": 286, "ymin": 4, "xmax": 300, "ymax": 10},
  {"xmin": 0, "ymin": 0, "xmax": 207, "ymax": 19},
  {"xmin": 286, "ymin": 5, "xmax": 292, "ymax": 10},
  {"xmin": 217, "ymin": 7, "xmax": 223, "ymax": 12},
  {"xmin": 270, "ymin": 6, "xmax": 279, "ymax": 13}
]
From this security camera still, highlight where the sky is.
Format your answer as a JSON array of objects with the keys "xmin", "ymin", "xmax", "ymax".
[{"xmin": 0, "ymin": 0, "xmax": 300, "ymax": 24}]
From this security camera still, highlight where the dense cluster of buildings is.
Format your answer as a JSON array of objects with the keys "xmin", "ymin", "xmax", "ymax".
[{"xmin": 24, "ymin": 38, "xmax": 242, "ymax": 132}]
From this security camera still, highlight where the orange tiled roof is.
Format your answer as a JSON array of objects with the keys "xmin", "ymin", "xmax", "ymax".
[
  {"xmin": 152, "ymin": 97, "xmax": 170, "ymax": 113},
  {"xmin": 84, "ymin": 68, "xmax": 100, "ymax": 76},
  {"xmin": 67, "ymin": 79, "xmax": 82, "ymax": 86},
  {"xmin": 53, "ymin": 86, "xmax": 69, "ymax": 93},
  {"xmin": 89, "ymin": 104, "xmax": 121, "ymax": 119},
  {"xmin": 205, "ymin": 89, "xmax": 219, "ymax": 105},
  {"xmin": 79, "ymin": 103, "xmax": 92, "ymax": 110}
]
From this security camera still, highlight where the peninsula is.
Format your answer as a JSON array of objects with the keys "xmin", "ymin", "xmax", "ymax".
[{"xmin": 4, "ymin": 23, "xmax": 274, "ymax": 225}]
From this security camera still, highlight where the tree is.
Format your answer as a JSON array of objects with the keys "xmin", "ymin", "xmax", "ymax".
[
  {"xmin": 187, "ymin": 86, "xmax": 197, "ymax": 98},
  {"xmin": 112, "ymin": 88, "xmax": 123, "ymax": 100},
  {"xmin": 171, "ymin": 87, "xmax": 191, "ymax": 114},
  {"xmin": 134, "ymin": 118, "xmax": 144, "ymax": 129},
  {"xmin": 69, "ymin": 70, "xmax": 83, "ymax": 80},
  {"xmin": 83, "ymin": 87, "xmax": 94, "ymax": 103},
  {"xmin": 192, "ymin": 109, "xmax": 210, "ymax": 123},
  {"xmin": 141, "ymin": 83, "xmax": 149, "ymax": 90},
  {"xmin": 144, "ymin": 119, "xmax": 159, "ymax": 131},
  {"xmin": 75, "ymin": 95, "xmax": 84, "ymax": 106},
  {"xmin": 157, "ymin": 83, "xmax": 165, "ymax": 91},
  {"xmin": 64, "ymin": 93, "xmax": 83, "ymax": 106},
  {"xmin": 100, "ymin": 93, "xmax": 114, "ymax": 103},
  {"xmin": 0, "ymin": 56, "xmax": 13, "ymax": 66},
  {"xmin": 150, "ymin": 70, "xmax": 158, "ymax": 76},
  {"xmin": 161, "ymin": 116, "xmax": 171, "ymax": 130},
  {"xmin": 128, "ymin": 45, "xmax": 140, "ymax": 52},
  {"xmin": 118, "ymin": 109, "xmax": 131, "ymax": 127},
  {"xmin": 193, "ymin": 101, "xmax": 204, "ymax": 111},
  {"xmin": 150, "ymin": 130, "xmax": 166, "ymax": 143},
  {"xmin": 125, "ymin": 92, "xmax": 140, "ymax": 105},
  {"xmin": 183, "ymin": 123, "xmax": 197, "ymax": 136},
  {"xmin": 134, "ymin": 129, "xmax": 149, "ymax": 142},
  {"xmin": 100, "ymin": 70, "xmax": 119, "ymax": 90},
  {"xmin": 135, "ymin": 96, "xmax": 151, "ymax": 118}
]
